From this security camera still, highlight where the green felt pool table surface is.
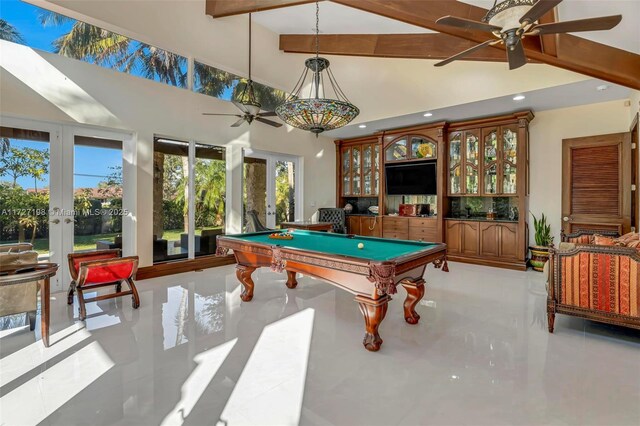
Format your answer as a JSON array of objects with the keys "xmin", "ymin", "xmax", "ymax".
[{"xmin": 222, "ymin": 230, "xmax": 439, "ymax": 261}]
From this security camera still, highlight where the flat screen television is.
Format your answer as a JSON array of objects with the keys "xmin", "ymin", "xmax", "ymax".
[{"xmin": 385, "ymin": 162, "xmax": 437, "ymax": 195}]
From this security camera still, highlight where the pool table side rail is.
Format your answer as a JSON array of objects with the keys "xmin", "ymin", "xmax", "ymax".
[{"xmin": 216, "ymin": 234, "xmax": 448, "ymax": 295}]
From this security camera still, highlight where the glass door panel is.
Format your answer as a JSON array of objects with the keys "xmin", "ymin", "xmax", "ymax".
[
  {"xmin": 411, "ymin": 137, "xmax": 437, "ymax": 159},
  {"xmin": 352, "ymin": 146, "xmax": 361, "ymax": 195},
  {"xmin": 373, "ymin": 144, "xmax": 380, "ymax": 196},
  {"xmin": 362, "ymin": 145, "xmax": 372, "ymax": 195},
  {"xmin": 449, "ymin": 133, "xmax": 462, "ymax": 194},
  {"xmin": 274, "ymin": 159, "xmax": 296, "ymax": 228},
  {"xmin": 0, "ymin": 127, "xmax": 51, "ymax": 260},
  {"xmin": 194, "ymin": 143, "xmax": 226, "ymax": 256},
  {"xmin": 73, "ymin": 136, "xmax": 123, "ymax": 253},
  {"xmin": 502, "ymin": 127, "xmax": 518, "ymax": 194},
  {"xmin": 465, "ymin": 131, "xmax": 479, "ymax": 194},
  {"xmin": 385, "ymin": 138, "xmax": 407, "ymax": 161},
  {"xmin": 342, "ymin": 148, "xmax": 351, "ymax": 196},
  {"xmin": 153, "ymin": 138, "xmax": 189, "ymax": 262},
  {"xmin": 483, "ymin": 129, "xmax": 498, "ymax": 194},
  {"xmin": 243, "ymin": 156, "xmax": 268, "ymax": 231}
]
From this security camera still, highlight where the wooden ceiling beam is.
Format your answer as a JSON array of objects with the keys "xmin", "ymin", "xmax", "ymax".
[
  {"xmin": 538, "ymin": 9, "xmax": 558, "ymax": 56},
  {"xmin": 330, "ymin": 0, "xmax": 640, "ymax": 90},
  {"xmin": 280, "ymin": 33, "xmax": 509, "ymax": 62},
  {"xmin": 206, "ymin": 0, "xmax": 322, "ymax": 18}
]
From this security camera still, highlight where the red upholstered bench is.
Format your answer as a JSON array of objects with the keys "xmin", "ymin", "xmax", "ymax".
[{"xmin": 67, "ymin": 249, "xmax": 140, "ymax": 321}]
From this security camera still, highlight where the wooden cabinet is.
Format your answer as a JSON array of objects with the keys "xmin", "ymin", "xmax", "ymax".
[
  {"xmin": 408, "ymin": 217, "xmax": 438, "ymax": 242},
  {"xmin": 347, "ymin": 216, "xmax": 361, "ymax": 235},
  {"xmin": 385, "ymin": 135, "xmax": 437, "ymax": 163},
  {"xmin": 383, "ymin": 216, "xmax": 409, "ymax": 240},
  {"xmin": 340, "ymin": 142, "xmax": 380, "ymax": 197},
  {"xmin": 479, "ymin": 222, "xmax": 519, "ymax": 259},
  {"xmin": 449, "ymin": 130, "xmax": 480, "ymax": 195},
  {"xmin": 449, "ymin": 124, "xmax": 521, "ymax": 196},
  {"xmin": 360, "ymin": 216, "xmax": 382, "ymax": 237},
  {"xmin": 445, "ymin": 221, "xmax": 479, "ymax": 255}
]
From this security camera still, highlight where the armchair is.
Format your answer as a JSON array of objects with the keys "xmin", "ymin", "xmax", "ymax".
[
  {"xmin": 547, "ymin": 230, "xmax": 640, "ymax": 333},
  {"xmin": 317, "ymin": 208, "xmax": 346, "ymax": 234},
  {"xmin": 67, "ymin": 249, "xmax": 140, "ymax": 321},
  {"xmin": 0, "ymin": 244, "xmax": 39, "ymax": 330}
]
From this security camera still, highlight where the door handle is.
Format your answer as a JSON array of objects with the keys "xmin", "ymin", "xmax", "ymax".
[
  {"xmin": 50, "ymin": 219, "xmax": 60, "ymax": 224},
  {"xmin": 563, "ymin": 217, "xmax": 570, "ymax": 222}
]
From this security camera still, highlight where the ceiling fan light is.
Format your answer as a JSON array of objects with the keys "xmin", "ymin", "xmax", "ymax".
[
  {"xmin": 244, "ymin": 103, "xmax": 261, "ymax": 116},
  {"xmin": 484, "ymin": 0, "xmax": 536, "ymax": 30}
]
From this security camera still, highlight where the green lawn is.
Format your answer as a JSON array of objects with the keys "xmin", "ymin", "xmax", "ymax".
[{"xmin": 4, "ymin": 228, "xmax": 221, "ymax": 254}]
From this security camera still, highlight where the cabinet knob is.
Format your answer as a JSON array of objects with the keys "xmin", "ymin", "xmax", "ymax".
[{"xmin": 563, "ymin": 217, "xmax": 570, "ymax": 222}]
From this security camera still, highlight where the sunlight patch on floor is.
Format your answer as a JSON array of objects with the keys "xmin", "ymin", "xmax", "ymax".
[{"xmin": 218, "ymin": 308, "xmax": 315, "ymax": 426}]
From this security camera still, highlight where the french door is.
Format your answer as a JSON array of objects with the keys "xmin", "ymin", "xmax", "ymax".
[
  {"xmin": 1, "ymin": 116, "xmax": 133, "ymax": 292},
  {"xmin": 243, "ymin": 149, "xmax": 302, "ymax": 230}
]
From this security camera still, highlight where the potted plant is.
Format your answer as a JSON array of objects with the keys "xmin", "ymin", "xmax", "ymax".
[{"xmin": 530, "ymin": 212, "xmax": 553, "ymax": 272}]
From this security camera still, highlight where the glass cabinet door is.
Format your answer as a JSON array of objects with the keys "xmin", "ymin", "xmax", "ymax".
[
  {"xmin": 385, "ymin": 138, "xmax": 407, "ymax": 161},
  {"xmin": 411, "ymin": 137, "xmax": 437, "ymax": 160},
  {"xmin": 483, "ymin": 129, "xmax": 498, "ymax": 194},
  {"xmin": 373, "ymin": 144, "xmax": 380, "ymax": 196},
  {"xmin": 502, "ymin": 126, "xmax": 518, "ymax": 194},
  {"xmin": 352, "ymin": 146, "xmax": 361, "ymax": 195},
  {"xmin": 449, "ymin": 132, "xmax": 462, "ymax": 194},
  {"xmin": 465, "ymin": 130, "xmax": 480, "ymax": 194},
  {"xmin": 363, "ymin": 144, "xmax": 372, "ymax": 195},
  {"xmin": 342, "ymin": 147, "xmax": 351, "ymax": 196}
]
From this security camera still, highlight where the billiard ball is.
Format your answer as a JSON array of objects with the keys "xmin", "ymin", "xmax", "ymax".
[{"xmin": 357, "ymin": 243, "xmax": 364, "ymax": 249}]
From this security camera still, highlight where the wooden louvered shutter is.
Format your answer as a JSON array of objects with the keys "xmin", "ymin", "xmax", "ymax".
[{"xmin": 562, "ymin": 133, "xmax": 631, "ymax": 236}]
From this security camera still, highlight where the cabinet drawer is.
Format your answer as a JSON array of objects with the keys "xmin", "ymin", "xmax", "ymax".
[
  {"xmin": 408, "ymin": 218, "xmax": 437, "ymax": 229},
  {"xmin": 383, "ymin": 217, "xmax": 409, "ymax": 233},
  {"xmin": 408, "ymin": 227, "xmax": 438, "ymax": 242},
  {"xmin": 383, "ymin": 231, "xmax": 409, "ymax": 240}
]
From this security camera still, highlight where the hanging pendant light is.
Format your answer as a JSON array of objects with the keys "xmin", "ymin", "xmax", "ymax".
[{"xmin": 275, "ymin": 1, "xmax": 359, "ymax": 135}]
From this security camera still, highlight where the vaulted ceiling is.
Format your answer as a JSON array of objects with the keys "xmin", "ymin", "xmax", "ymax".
[{"xmin": 205, "ymin": 0, "xmax": 640, "ymax": 90}]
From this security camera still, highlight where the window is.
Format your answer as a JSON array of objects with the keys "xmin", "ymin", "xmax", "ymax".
[
  {"xmin": 152, "ymin": 137, "xmax": 226, "ymax": 263},
  {"xmin": 194, "ymin": 61, "xmax": 287, "ymax": 111},
  {"xmin": 0, "ymin": 1, "xmax": 187, "ymax": 87}
]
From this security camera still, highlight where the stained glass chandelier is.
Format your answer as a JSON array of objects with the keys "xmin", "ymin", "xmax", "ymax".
[{"xmin": 275, "ymin": 1, "xmax": 359, "ymax": 135}]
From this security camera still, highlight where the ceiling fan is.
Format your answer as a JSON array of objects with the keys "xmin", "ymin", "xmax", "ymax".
[
  {"xmin": 434, "ymin": 0, "xmax": 622, "ymax": 70},
  {"xmin": 203, "ymin": 14, "xmax": 282, "ymax": 128}
]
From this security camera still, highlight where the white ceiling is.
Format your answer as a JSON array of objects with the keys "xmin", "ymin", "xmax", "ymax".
[
  {"xmin": 254, "ymin": 1, "xmax": 639, "ymax": 54},
  {"xmin": 326, "ymin": 79, "xmax": 632, "ymax": 138}
]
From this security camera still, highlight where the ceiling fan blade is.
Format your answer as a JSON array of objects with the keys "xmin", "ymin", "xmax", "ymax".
[
  {"xmin": 258, "ymin": 111, "xmax": 278, "ymax": 117},
  {"xmin": 232, "ymin": 100, "xmax": 249, "ymax": 114},
  {"xmin": 520, "ymin": 0, "xmax": 563, "ymax": 25},
  {"xmin": 434, "ymin": 40, "xmax": 498, "ymax": 67},
  {"xmin": 255, "ymin": 117, "xmax": 283, "ymax": 128},
  {"xmin": 231, "ymin": 118, "xmax": 247, "ymax": 127},
  {"xmin": 531, "ymin": 15, "xmax": 622, "ymax": 35},
  {"xmin": 436, "ymin": 16, "xmax": 501, "ymax": 33},
  {"xmin": 507, "ymin": 41, "xmax": 527, "ymax": 70},
  {"xmin": 203, "ymin": 113, "xmax": 242, "ymax": 117}
]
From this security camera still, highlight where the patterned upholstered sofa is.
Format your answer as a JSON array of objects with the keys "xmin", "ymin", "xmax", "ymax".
[{"xmin": 547, "ymin": 229, "xmax": 640, "ymax": 332}]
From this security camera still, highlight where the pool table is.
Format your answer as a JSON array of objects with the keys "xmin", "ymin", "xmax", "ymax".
[{"xmin": 216, "ymin": 230, "xmax": 448, "ymax": 351}]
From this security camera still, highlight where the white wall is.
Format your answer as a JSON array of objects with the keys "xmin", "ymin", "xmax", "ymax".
[
  {"xmin": 0, "ymin": 41, "xmax": 336, "ymax": 266},
  {"xmin": 529, "ymin": 100, "xmax": 632, "ymax": 244}
]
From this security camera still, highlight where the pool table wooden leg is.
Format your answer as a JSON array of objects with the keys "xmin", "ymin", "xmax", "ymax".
[
  {"xmin": 355, "ymin": 295, "xmax": 389, "ymax": 352},
  {"xmin": 236, "ymin": 265, "xmax": 256, "ymax": 302},
  {"xmin": 400, "ymin": 278, "xmax": 425, "ymax": 325},
  {"xmin": 285, "ymin": 271, "xmax": 298, "ymax": 289}
]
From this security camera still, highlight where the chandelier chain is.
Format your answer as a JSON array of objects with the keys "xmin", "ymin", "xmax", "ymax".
[{"xmin": 315, "ymin": 1, "xmax": 320, "ymax": 60}]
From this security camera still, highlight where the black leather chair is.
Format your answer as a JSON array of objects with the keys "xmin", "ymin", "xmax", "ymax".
[
  {"xmin": 245, "ymin": 210, "xmax": 273, "ymax": 233},
  {"xmin": 318, "ymin": 208, "xmax": 346, "ymax": 234}
]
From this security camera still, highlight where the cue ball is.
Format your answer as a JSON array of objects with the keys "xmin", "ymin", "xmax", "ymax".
[{"xmin": 357, "ymin": 243, "xmax": 364, "ymax": 249}]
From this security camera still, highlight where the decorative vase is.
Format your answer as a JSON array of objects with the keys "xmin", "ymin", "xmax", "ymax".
[{"xmin": 529, "ymin": 245, "xmax": 550, "ymax": 272}]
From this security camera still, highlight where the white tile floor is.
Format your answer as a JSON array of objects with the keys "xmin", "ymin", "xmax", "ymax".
[{"xmin": 1, "ymin": 262, "xmax": 640, "ymax": 425}]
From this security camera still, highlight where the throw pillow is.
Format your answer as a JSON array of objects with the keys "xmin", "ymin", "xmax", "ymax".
[{"xmin": 592, "ymin": 234, "xmax": 618, "ymax": 246}]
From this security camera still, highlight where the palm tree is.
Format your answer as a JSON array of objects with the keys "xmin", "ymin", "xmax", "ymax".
[
  {"xmin": 0, "ymin": 19, "xmax": 24, "ymax": 43},
  {"xmin": 1, "ymin": 138, "xmax": 10, "ymax": 157},
  {"xmin": 39, "ymin": 11, "xmax": 186, "ymax": 86}
]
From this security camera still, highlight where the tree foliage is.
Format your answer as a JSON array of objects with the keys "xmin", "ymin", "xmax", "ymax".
[{"xmin": 0, "ymin": 19, "xmax": 24, "ymax": 43}]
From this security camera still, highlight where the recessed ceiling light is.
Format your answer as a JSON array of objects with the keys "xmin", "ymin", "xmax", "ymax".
[
  {"xmin": 513, "ymin": 95, "xmax": 526, "ymax": 101},
  {"xmin": 596, "ymin": 84, "xmax": 609, "ymax": 91},
  {"xmin": 423, "ymin": 112, "xmax": 433, "ymax": 117},
  {"xmin": 359, "ymin": 124, "xmax": 367, "ymax": 128}
]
